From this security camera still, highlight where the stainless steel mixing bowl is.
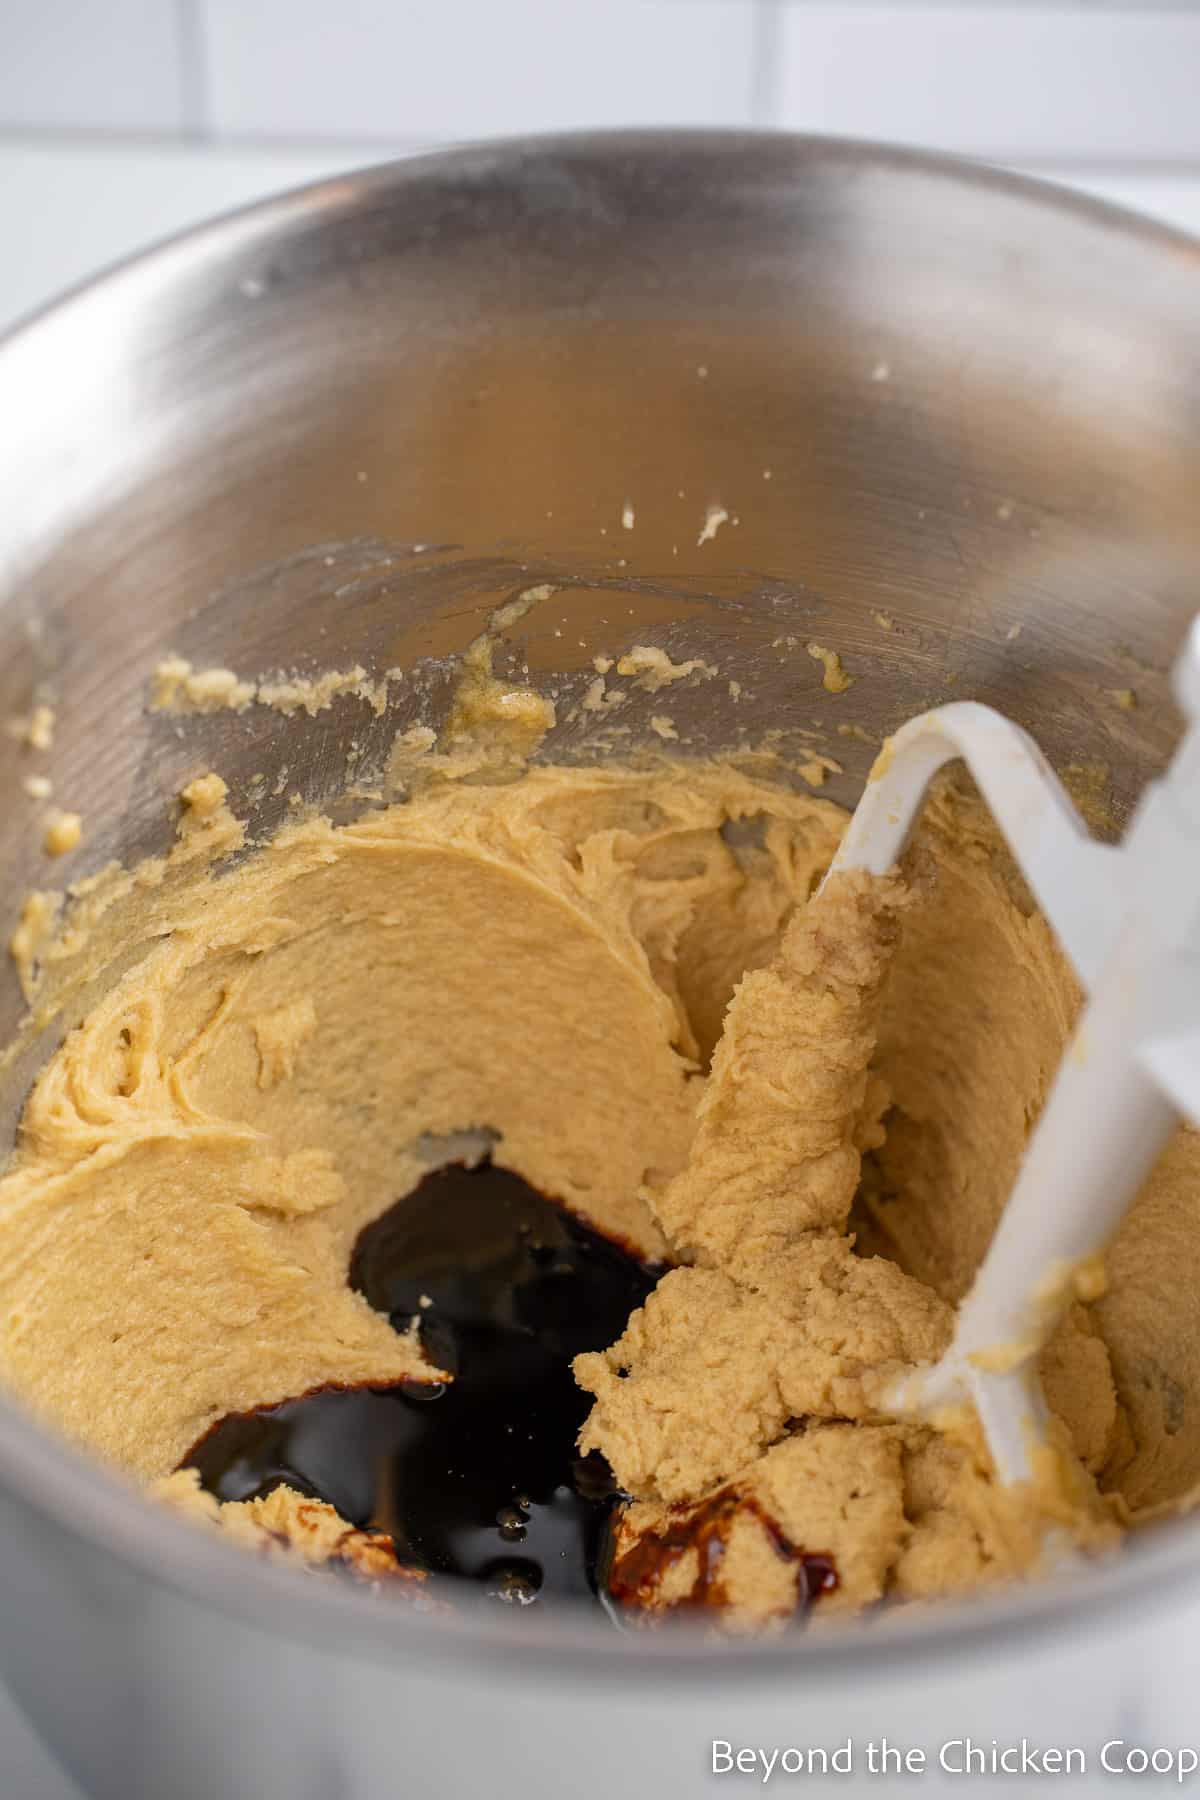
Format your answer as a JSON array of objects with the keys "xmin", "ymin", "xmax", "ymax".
[{"xmin": 1, "ymin": 132, "xmax": 1199, "ymax": 1800}]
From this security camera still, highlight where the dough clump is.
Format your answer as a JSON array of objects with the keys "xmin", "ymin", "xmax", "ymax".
[
  {"xmin": 155, "ymin": 1468, "xmax": 440, "ymax": 1598},
  {"xmin": 577, "ymin": 856, "xmax": 1116, "ymax": 1628}
]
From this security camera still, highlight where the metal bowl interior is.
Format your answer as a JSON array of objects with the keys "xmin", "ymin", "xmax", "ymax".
[{"xmin": 1, "ymin": 131, "xmax": 1200, "ymax": 1685}]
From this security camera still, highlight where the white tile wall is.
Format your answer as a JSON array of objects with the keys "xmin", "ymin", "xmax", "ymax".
[
  {"xmin": 200, "ymin": 0, "xmax": 761, "ymax": 142},
  {"xmin": 768, "ymin": 5, "xmax": 1200, "ymax": 160},
  {"xmin": 0, "ymin": 0, "xmax": 186, "ymax": 132},
  {"xmin": 5, "ymin": 0, "xmax": 1200, "ymax": 162}
]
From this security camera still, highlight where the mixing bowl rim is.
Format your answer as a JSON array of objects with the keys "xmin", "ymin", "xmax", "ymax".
[
  {"xmin": 0, "ymin": 123, "xmax": 1196, "ymax": 360},
  {"xmin": 1, "ymin": 126, "xmax": 1198, "ymax": 1681}
]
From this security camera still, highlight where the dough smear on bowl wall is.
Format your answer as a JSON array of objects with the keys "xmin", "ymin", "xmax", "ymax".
[{"xmin": 1, "ymin": 613, "xmax": 1198, "ymax": 1637}]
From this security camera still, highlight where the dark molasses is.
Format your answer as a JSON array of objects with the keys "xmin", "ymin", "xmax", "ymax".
[
  {"xmin": 608, "ymin": 1486, "xmax": 838, "ymax": 1614},
  {"xmin": 185, "ymin": 1161, "xmax": 658, "ymax": 1608}
]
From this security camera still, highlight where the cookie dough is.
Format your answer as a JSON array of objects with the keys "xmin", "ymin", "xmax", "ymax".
[
  {"xmin": 0, "ymin": 760, "xmax": 835, "ymax": 1478},
  {"xmin": 577, "ymin": 849, "xmax": 1115, "ymax": 1627},
  {"xmin": 1, "ymin": 741, "xmax": 1198, "ymax": 1628},
  {"xmin": 155, "ymin": 1467, "xmax": 437, "ymax": 1593}
]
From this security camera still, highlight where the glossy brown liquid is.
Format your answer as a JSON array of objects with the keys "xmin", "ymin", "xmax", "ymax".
[
  {"xmin": 185, "ymin": 1162, "xmax": 659, "ymax": 1610},
  {"xmin": 608, "ymin": 1485, "xmax": 838, "ymax": 1615}
]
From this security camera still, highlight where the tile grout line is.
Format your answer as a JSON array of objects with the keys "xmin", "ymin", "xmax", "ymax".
[
  {"xmin": 750, "ymin": 0, "xmax": 784, "ymax": 128},
  {"xmin": 175, "ymin": 0, "xmax": 213, "ymax": 142}
]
